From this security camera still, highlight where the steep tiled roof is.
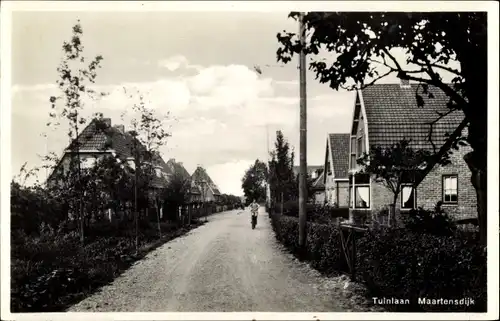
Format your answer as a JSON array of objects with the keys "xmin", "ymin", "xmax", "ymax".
[
  {"xmin": 191, "ymin": 166, "xmax": 221, "ymax": 195},
  {"xmin": 164, "ymin": 159, "xmax": 201, "ymax": 194},
  {"xmin": 312, "ymin": 170, "xmax": 325, "ymax": 190},
  {"xmin": 360, "ymin": 84, "xmax": 465, "ymax": 151},
  {"xmin": 52, "ymin": 118, "xmax": 170, "ymax": 188},
  {"xmin": 72, "ymin": 118, "xmax": 146, "ymax": 160},
  {"xmin": 329, "ymin": 133, "xmax": 350, "ymax": 179}
]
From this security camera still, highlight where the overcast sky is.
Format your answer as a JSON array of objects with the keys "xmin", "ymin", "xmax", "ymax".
[
  {"xmin": 10, "ymin": 10, "xmax": 363, "ymax": 195},
  {"xmin": 10, "ymin": 7, "xmax": 469, "ymax": 196}
]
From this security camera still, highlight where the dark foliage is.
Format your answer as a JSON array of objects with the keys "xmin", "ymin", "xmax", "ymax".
[
  {"xmin": 270, "ymin": 213, "xmax": 486, "ymax": 312},
  {"xmin": 11, "ymin": 220, "xmax": 204, "ymax": 312},
  {"xmin": 273, "ymin": 200, "xmax": 349, "ymax": 224},
  {"xmin": 357, "ymin": 228, "xmax": 486, "ymax": 312},
  {"xmin": 403, "ymin": 206, "xmax": 457, "ymax": 236}
]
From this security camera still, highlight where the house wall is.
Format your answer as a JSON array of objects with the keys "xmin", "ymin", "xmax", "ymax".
[
  {"xmin": 336, "ymin": 181, "xmax": 350, "ymax": 207},
  {"xmin": 417, "ymin": 145, "xmax": 477, "ymax": 220},
  {"xmin": 324, "ymin": 144, "xmax": 337, "ymax": 205},
  {"xmin": 314, "ymin": 191, "xmax": 325, "ymax": 204},
  {"xmin": 198, "ymin": 184, "xmax": 215, "ymax": 202},
  {"xmin": 52, "ymin": 152, "xmax": 112, "ymax": 182},
  {"xmin": 367, "ymin": 145, "xmax": 476, "ymax": 221}
]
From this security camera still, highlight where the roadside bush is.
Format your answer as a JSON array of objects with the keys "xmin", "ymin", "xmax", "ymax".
[
  {"xmin": 270, "ymin": 212, "xmax": 486, "ymax": 312},
  {"xmin": 403, "ymin": 206, "xmax": 457, "ymax": 236},
  {"xmin": 274, "ymin": 200, "xmax": 348, "ymax": 224},
  {"xmin": 270, "ymin": 214, "xmax": 347, "ymax": 275},
  {"xmin": 357, "ymin": 228, "xmax": 486, "ymax": 312},
  {"xmin": 11, "ymin": 182, "xmax": 67, "ymax": 235},
  {"xmin": 11, "ymin": 218, "xmax": 204, "ymax": 312}
]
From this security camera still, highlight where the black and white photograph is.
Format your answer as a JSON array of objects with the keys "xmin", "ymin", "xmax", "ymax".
[{"xmin": 1, "ymin": 1, "xmax": 498, "ymax": 320}]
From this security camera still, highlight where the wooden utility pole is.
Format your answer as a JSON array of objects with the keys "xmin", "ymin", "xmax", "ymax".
[
  {"xmin": 298, "ymin": 12, "xmax": 308, "ymax": 250},
  {"xmin": 266, "ymin": 124, "xmax": 270, "ymax": 208}
]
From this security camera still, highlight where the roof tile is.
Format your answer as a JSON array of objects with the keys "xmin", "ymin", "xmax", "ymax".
[
  {"xmin": 329, "ymin": 133, "xmax": 350, "ymax": 179},
  {"xmin": 361, "ymin": 84, "xmax": 465, "ymax": 150}
]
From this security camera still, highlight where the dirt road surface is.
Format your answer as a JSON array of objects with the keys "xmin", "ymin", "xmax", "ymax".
[{"xmin": 68, "ymin": 207, "xmax": 378, "ymax": 312}]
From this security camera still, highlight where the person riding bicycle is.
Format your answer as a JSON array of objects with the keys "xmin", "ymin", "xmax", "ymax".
[{"xmin": 250, "ymin": 199, "xmax": 259, "ymax": 223}]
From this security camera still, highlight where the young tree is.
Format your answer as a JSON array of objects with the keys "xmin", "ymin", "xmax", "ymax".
[
  {"xmin": 241, "ymin": 159, "xmax": 268, "ymax": 203},
  {"xmin": 48, "ymin": 20, "xmax": 105, "ymax": 245},
  {"xmin": 268, "ymin": 131, "xmax": 296, "ymax": 205},
  {"xmin": 123, "ymin": 89, "xmax": 171, "ymax": 251},
  {"xmin": 276, "ymin": 12, "xmax": 487, "ymax": 245},
  {"xmin": 162, "ymin": 167, "xmax": 191, "ymax": 224},
  {"xmin": 357, "ymin": 139, "xmax": 432, "ymax": 226}
]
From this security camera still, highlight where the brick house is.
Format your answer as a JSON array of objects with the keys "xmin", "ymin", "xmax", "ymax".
[
  {"xmin": 322, "ymin": 133, "xmax": 351, "ymax": 207},
  {"xmin": 347, "ymin": 80, "xmax": 476, "ymax": 223},
  {"xmin": 292, "ymin": 165, "xmax": 323, "ymax": 180},
  {"xmin": 293, "ymin": 165, "xmax": 324, "ymax": 203},
  {"xmin": 311, "ymin": 170, "xmax": 325, "ymax": 204},
  {"xmin": 162, "ymin": 158, "xmax": 202, "ymax": 203},
  {"xmin": 191, "ymin": 166, "xmax": 222, "ymax": 203},
  {"xmin": 46, "ymin": 117, "xmax": 173, "ymax": 220}
]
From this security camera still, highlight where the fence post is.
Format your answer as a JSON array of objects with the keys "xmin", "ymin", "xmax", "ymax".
[{"xmin": 352, "ymin": 229, "xmax": 357, "ymax": 282}]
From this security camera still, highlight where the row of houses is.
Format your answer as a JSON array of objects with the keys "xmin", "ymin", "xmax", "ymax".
[
  {"xmin": 308, "ymin": 80, "xmax": 476, "ymax": 222},
  {"xmin": 47, "ymin": 117, "xmax": 223, "ymax": 205}
]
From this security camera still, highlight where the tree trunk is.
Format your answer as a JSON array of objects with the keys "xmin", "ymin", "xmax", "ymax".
[
  {"xmin": 79, "ymin": 200, "xmax": 85, "ymax": 245},
  {"xmin": 388, "ymin": 195, "xmax": 398, "ymax": 228},
  {"xmin": 464, "ymin": 152, "xmax": 487, "ymax": 247}
]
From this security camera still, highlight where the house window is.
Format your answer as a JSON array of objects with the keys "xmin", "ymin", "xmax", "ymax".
[
  {"xmin": 350, "ymin": 154, "xmax": 357, "ymax": 169},
  {"xmin": 401, "ymin": 185, "xmax": 416, "ymax": 209},
  {"xmin": 357, "ymin": 136, "xmax": 363, "ymax": 158},
  {"xmin": 155, "ymin": 168, "xmax": 162, "ymax": 178},
  {"xmin": 127, "ymin": 158, "xmax": 135, "ymax": 170},
  {"xmin": 352, "ymin": 173, "xmax": 370, "ymax": 209},
  {"xmin": 81, "ymin": 157, "xmax": 96, "ymax": 169},
  {"xmin": 350, "ymin": 136, "xmax": 357, "ymax": 169},
  {"xmin": 355, "ymin": 186, "xmax": 370, "ymax": 208},
  {"xmin": 443, "ymin": 175, "xmax": 458, "ymax": 203}
]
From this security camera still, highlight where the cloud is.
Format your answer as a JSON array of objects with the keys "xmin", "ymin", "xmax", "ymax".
[
  {"xmin": 158, "ymin": 55, "xmax": 202, "ymax": 72},
  {"xmin": 273, "ymin": 80, "xmax": 299, "ymax": 87}
]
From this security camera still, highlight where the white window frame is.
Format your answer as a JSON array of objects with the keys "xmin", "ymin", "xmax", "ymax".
[
  {"xmin": 442, "ymin": 175, "xmax": 458, "ymax": 204},
  {"xmin": 351, "ymin": 173, "xmax": 370, "ymax": 209},
  {"xmin": 81, "ymin": 157, "xmax": 96, "ymax": 169},
  {"xmin": 401, "ymin": 184, "xmax": 417, "ymax": 210}
]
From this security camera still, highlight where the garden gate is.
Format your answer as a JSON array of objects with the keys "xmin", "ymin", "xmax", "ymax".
[{"xmin": 339, "ymin": 223, "xmax": 367, "ymax": 281}]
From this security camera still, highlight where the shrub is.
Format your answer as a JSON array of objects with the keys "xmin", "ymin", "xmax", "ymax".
[
  {"xmin": 403, "ymin": 206, "xmax": 457, "ymax": 236},
  {"xmin": 270, "ymin": 211, "xmax": 486, "ymax": 312},
  {"xmin": 357, "ymin": 228, "xmax": 486, "ymax": 312},
  {"xmin": 273, "ymin": 201, "xmax": 349, "ymax": 224},
  {"xmin": 11, "ymin": 218, "xmax": 203, "ymax": 312},
  {"xmin": 270, "ymin": 214, "xmax": 347, "ymax": 275}
]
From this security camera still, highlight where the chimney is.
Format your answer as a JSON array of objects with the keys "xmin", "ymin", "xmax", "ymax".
[
  {"xmin": 102, "ymin": 118, "xmax": 112, "ymax": 127},
  {"xmin": 399, "ymin": 78, "xmax": 411, "ymax": 88},
  {"xmin": 114, "ymin": 124, "xmax": 125, "ymax": 133},
  {"xmin": 178, "ymin": 162, "xmax": 183, "ymax": 167}
]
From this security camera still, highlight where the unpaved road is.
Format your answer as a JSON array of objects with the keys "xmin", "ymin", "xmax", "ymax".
[{"xmin": 68, "ymin": 208, "xmax": 376, "ymax": 312}]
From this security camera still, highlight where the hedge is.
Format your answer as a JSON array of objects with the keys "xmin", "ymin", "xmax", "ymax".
[
  {"xmin": 271, "ymin": 200, "xmax": 349, "ymax": 224},
  {"xmin": 269, "ymin": 213, "xmax": 486, "ymax": 312},
  {"xmin": 270, "ymin": 214, "xmax": 347, "ymax": 275}
]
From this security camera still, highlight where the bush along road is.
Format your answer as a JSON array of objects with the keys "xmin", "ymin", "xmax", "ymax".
[
  {"xmin": 67, "ymin": 208, "xmax": 381, "ymax": 312},
  {"xmin": 11, "ymin": 218, "xmax": 207, "ymax": 312},
  {"xmin": 269, "ymin": 207, "xmax": 487, "ymax": 313}
]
